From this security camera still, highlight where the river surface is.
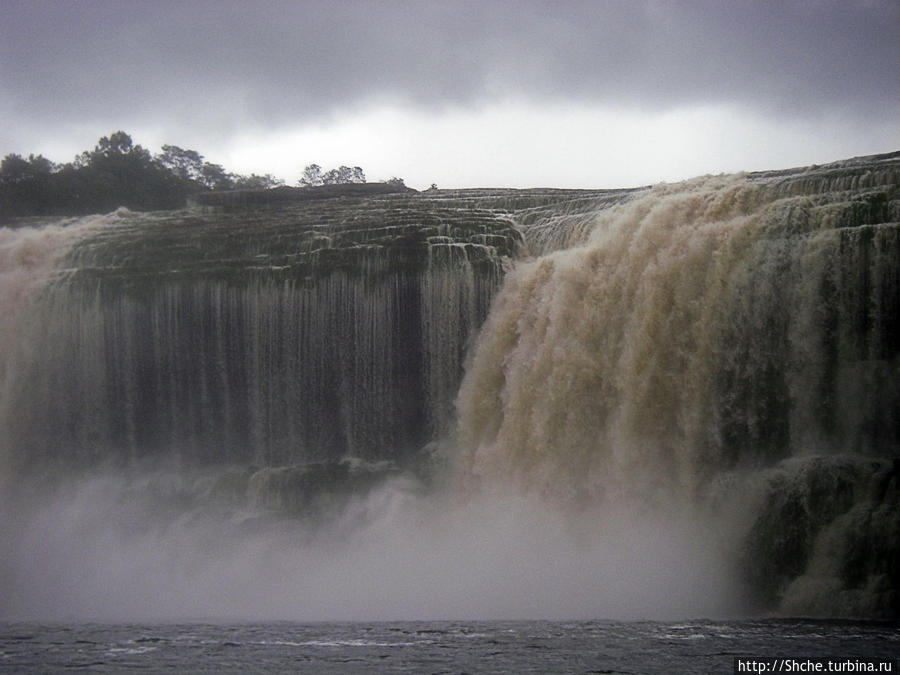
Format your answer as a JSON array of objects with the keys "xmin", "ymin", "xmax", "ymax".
[{"xmin": 1, "ymin": 619, "xmax": 896, "ymax": 673}]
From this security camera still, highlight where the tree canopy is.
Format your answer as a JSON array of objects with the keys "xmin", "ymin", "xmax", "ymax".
[
  {"xmin": 0, "ymin": 132, "xmax": 288, "ymax": 222},
  {"xmin": 0, "ymin": 132, "xmax": 400, "ymax": 223},
  {"xmin": 298, "ymin": 163, "xmax": 365, "ymax": 187}
]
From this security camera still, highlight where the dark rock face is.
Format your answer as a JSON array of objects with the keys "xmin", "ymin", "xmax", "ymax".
[
  {"xmin": 740, "ymin": 456, "xmax": 899, "ymax": 618},
  {"xmin": 4, "ymin": 191, "xmax": 533, "ymax": 470},
  {"xmin": 64, "ymin": 192, "xmax": 523, "ymax": 287},
  {"xmin": 187, "ymin": 182, "xmax": 415, "ymax": 210}
]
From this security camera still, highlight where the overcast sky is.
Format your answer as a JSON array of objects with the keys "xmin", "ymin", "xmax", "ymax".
[{"xmin": 1, "ymin": 0, "xmax": 898, "ymax": 189}]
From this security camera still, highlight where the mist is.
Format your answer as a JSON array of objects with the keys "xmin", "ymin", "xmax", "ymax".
[{"xmin": 0, "ymin": 466, "xmax": 737, "ymax": 622}]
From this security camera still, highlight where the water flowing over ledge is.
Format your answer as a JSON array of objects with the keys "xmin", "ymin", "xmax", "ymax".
[{"xmin": 1, "ymin": 151, "xmax": 898, "ymax": 621}]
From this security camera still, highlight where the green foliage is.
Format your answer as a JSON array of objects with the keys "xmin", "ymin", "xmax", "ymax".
[
  {"xmin": 0, "ymin": 134, "xmax": 406, "ymax": 223},
  {"xmin": 298, "ymin": 164, "xmax": 365, "ymax": 187},
  {"xmin": 0, "ymin": 154, "xmax": 58, "ymax": 218},
  {"xmin": 298, "ymin": 163, "xmax": 323, "ymax": 187},
  {"xmin": 0, "ymin": 131, "xmax": 288, "ymax": 222},
  {"xmin": 232, "ymin": 173, "xmax": 285, "ymax": 190},
  {"xmin": 198, "ymin": 162, "xmax": 234, "ymax": 191},
  {"xmin": 157, "ymin": 144, "xmax": 205, "ymax": 182}
]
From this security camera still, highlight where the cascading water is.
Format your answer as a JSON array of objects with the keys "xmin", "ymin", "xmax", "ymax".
[
  {"xmin": 456, "ymin": 153, "xmax": 900, "ymax": 617},
  {"xmin": 0, "ymin": 154, "xmax": 897, "ymax": 621},
  {"xmin": 2, "ymin": 196, "xmax": 519, "ymax": 470},
  {"xmin": 459, "ymin": 161, "xmax": 900, "ymax": 490}
]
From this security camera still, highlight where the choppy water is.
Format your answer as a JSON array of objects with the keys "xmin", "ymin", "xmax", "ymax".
[{"xmin": 1, "ymin": 619, "xmax": 896, "ymax": 673}]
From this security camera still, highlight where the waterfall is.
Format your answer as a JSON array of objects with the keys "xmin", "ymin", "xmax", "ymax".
[
  {"xmin": 458, "ymin": 163, "xmax": 900, "ymax": 494},
  {"xmin": 1, "ymin": 196, "xmax": 519, "ymax": 471},
  {"xmin": 0, "ymin": 153, "xmax": 897, "ymax": 620},
  {"xmin": 455, "ymin": 152, "xmax": 900, "ymax": 616}
]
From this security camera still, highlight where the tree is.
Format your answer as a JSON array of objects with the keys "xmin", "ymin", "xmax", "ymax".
[
  {"xmin": 93, "ymin": 131, "xmax": 151, "ymax": 161},
  {"xmin": 299, "ymin": 163, "xmax": 323, "ymax": 187},
  {"xmin": 321, "ymin": 165, "xmax": 366, "ymax": 185},
  {"xmin": 1, "ymin": 154, "xmax": 55, "ymax": 185},
  {"xmin": 231, "ymin": 173, "xmax": 284, "ymax": 190},
  {"xmin": 199, "ymin": 162, "xmax": 234, "ymax": 190},
  {"xmin": 301, "ymin": 164, "xmax": 365, "ymax": 186},
  {"xmin": 156, "ymin": 145, "xmax": 204, "ymax": 181},
  {"xmin": 1, "ymin": 131, "xmax": 343, "ymax": 221},
  {"xmin": 0, "ymin": 154, "xmax": 57, "ymax": 219},
  {"xmin": 27, "ymin": 154, "xmax": 55, "ymax": 176},
  {"xmin": 0, "ymin": 154, "xmax": 32, "ymax": 185}
]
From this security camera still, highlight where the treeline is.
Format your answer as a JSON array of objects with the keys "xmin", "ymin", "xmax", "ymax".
[
  {"xmin": 0, "ymin": 131, "xmax": 286, "ymax": 222},
  {"xmin": 299, "ymin": 163, "xmax": 365, "ymax": 186}
]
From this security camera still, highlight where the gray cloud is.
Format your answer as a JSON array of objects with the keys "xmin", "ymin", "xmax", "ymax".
[{"xmin": 1, "ymin": 0, "xmax": 898, "ymax": 158}]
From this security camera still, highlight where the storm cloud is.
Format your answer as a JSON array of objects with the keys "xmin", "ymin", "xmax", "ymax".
[{"xmin": 1, "ymin": 0, "xmax": 898, "ymax": 186}]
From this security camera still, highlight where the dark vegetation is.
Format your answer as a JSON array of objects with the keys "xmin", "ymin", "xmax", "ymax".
[
  {"xmin": 190, "ymin": 181, "xmax": 414, "ymax": 210},
  {"xmin": 0, "ymin": 131, "xmax": 403, "ymax": 223}
]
